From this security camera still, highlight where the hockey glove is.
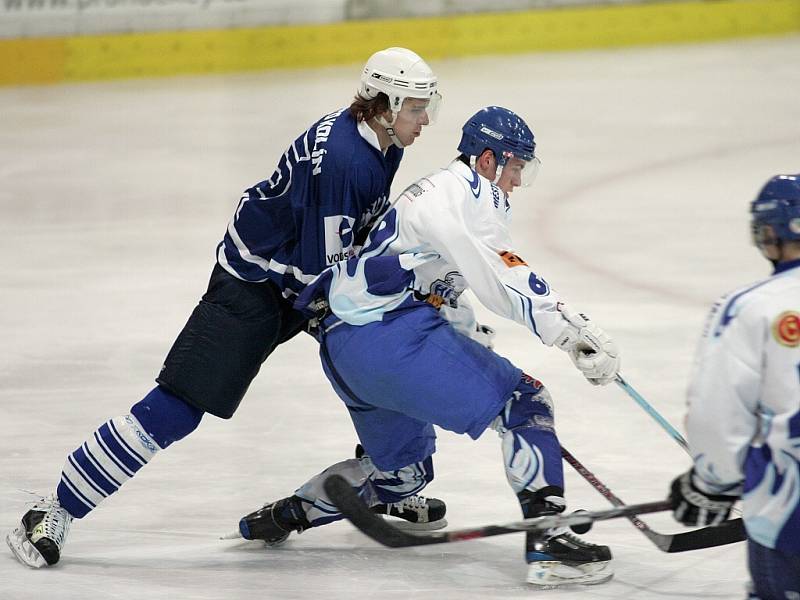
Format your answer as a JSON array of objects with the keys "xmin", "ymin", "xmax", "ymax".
[
  {"xmin": 670, "ymin": 469, "xmax": 736, "ymax": 527},
  {"xmin": 553, "ymin": 308, "xmax": 620, "ymax": 386}
]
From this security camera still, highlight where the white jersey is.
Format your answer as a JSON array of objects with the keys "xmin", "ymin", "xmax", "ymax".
[
  {"xmin": 686, "ymin": 259, "xmax": 800, "ymax": 554},
  {"xmin": 304, "ymin": 159, "xmax": 573, "ymax": 346}
]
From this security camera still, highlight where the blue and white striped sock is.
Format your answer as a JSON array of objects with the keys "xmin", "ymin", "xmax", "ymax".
[{"xmin": 57, "ymin": 414, "xmax": 161, "ymax": 519}]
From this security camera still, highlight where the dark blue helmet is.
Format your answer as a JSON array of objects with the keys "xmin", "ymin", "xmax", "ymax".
[
  {"xmin": 458, "ymin": 106, "xmax": 536, "ymax": 165},
  {"xmin": 750, "ymin": 174, "xmax": 800, "ymax": 247},
  {"xmin": 458, "ymin": 106, "xmax": 538, "ymax": 186}
]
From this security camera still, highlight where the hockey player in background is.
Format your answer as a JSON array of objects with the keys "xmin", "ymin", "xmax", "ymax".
[
  {"xmin": 6, "ymin": 47, "xmax": 447, "ymax": 568},
  {"xmin": 669, "ymin": 174, "xmax": 800, "ymax": 599},
  {"xmin": 235, "ymin": 107, "xmax": 622, "ymax": 588}
]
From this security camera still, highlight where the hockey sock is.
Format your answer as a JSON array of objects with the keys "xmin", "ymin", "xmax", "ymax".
[
  {"xmin": 370, "ymin": 455, "xmax": 434, "ymax": 505},
  {"xmin": 57, "ymin": 386, "xmax": 203, "ymax": 518},
  {"xmin": 293, "ymin": 455, "xmax": 433, "ymax": 527},
  {"xmin": 490, "ymin": 374, "xmax": 564, "ymax": 495}
]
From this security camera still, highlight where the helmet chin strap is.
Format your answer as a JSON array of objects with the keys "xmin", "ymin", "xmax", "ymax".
[
  {"xmin": 468, "ymin": 155, "xmax": 504, "ymax": 185},
  {"xmin": 377, "ymin": 113, "xmax": 405, "ymax": 148}
]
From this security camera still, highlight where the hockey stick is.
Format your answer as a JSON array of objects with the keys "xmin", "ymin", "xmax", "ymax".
[
  {"xmin": 323, "ymin": 473, "xmax": 670, "ymax": 548},
  {"xmin": 614, "ymin": 375, "xmax": 745, "ymax": 517},
  {"xmin": 615, "ymin": 374, "xmax": 690, "ymax": 455},
  {"xmin": 561, "ymin": 445, "xmax": 745, "ymax": 552}
]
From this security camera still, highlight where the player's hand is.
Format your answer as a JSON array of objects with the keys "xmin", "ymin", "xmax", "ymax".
[
  {"xmin": 670, "ymin": 470, "xmax": 737, "ymax": 526},
  {"xmin": 554, "ymin": 308, "xmax": 620, "ymax": 385}
]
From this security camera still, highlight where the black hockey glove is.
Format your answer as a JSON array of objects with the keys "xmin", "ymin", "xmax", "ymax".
[{"xmin": 670, "ymin": 469, "xmax": 737, "ymax": 527}]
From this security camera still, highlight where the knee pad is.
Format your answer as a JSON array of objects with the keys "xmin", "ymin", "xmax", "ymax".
[
  {"xmin": 493, "ymin": 374, "xmax": 554, "ymax": 434},
  {"xmin": 130, "ymin": 386, "xmax": 204, "ymax": 449}
]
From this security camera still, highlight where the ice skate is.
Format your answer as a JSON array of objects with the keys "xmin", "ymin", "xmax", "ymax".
[
  {"xmin": 353, "ymin": 444, "xmax": 447, "ymax": 530},
  {"xmin": 236, "ymin": 496, "xmax": 311, "ymax": 546},
  {"xmin": 525, "ymin": 528, "xmax": 613, "ymax": 588},
  {"xmin": 6, "ymin": 495, "xmax": 73, "ymax": 568},
  {"xmin": 519, "ymin": 487, "xmax": 612, "ymax": 588},
  {"xmin": 371, "ymin": 495, "xmax": 447, "ymax": 530}
]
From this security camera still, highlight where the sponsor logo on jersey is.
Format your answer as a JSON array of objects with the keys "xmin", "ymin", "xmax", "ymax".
[
  {"xmin": 499, "ymin": 250, "xmax": 527, "ymax": 268},
  {"xmin": 403, "ymin": 183, "xmax": 425, "ymax": 199},
  {"xmin": 426, "ymin": 271, "xmax": 465, "ymax": 308},
  {"xmin": 324, "ymin": 215, "xmax": 356, "ymax": 265},
  {"xmin": 772, "ymin": 310, "xmax": 800, "ymax": 347},
  {"xmin": 401, "ymin": 177, "xmax": 436, "ymax": 203}
]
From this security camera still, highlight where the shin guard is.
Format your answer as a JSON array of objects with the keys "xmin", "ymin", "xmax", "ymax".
[{"xmin": 490, "ymin": 374, "xmax": 564, "ymax": 495}]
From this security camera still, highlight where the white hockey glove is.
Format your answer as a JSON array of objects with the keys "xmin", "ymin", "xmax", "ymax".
[
  {"xmin": 472, "ymin": 323, "xmax": 496, "ymax": 350},
  {"xmin": 553, "ymin": 307, "xmax": 620, "ymax": 386}
]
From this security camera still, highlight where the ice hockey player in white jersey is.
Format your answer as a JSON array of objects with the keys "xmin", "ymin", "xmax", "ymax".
[
  {"xmin": 669, "ymin": 174, "xmax": 800, "ymax": 599},
  {"xmin": 238, "ymin": 106, "xmax": 622, "ymax": 588}
]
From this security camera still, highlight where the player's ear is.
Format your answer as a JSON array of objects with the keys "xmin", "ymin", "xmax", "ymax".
[
  {"xmin": 376, "ymin": 105, "xmax": 393, "ymax": 122},
  {"xmin": 479, "ymin": 149, "xmax": 496, "ymax": 170}
]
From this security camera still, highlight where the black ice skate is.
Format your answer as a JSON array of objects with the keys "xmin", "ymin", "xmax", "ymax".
[
  {"xmin": 6, "ymin": 495, "xmax": 73, "ymax": 568},
  {"xmin": 520, "ymin": 487, "xmax": 613, "ymax": 588},
  {"xmin": 525, "ymin": 529, "xmax": 613, "ymax": 587},
  {"xmin": 236, "ymin": 496, "xmax": 310, "ymax": 546}
]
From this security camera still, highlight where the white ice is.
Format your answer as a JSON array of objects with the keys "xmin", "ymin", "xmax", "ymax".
[{"xmin": 1, "ymin": 34, "xmax": 799, "ymax": 600}]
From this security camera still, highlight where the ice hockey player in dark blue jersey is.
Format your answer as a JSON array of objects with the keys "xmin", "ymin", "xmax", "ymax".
[{"xmin": 5, "ymin": 47, "xmax": 444, "ymax": 569}]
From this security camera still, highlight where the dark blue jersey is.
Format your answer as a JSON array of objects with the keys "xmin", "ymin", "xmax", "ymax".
[{"xmin": 216, "ymin": 108, "xmax": 403, "ymax": 296}]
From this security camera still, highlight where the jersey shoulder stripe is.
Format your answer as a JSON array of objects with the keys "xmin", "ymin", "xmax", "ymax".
[{"xmin": 714, "ymin": 265, "xmax": 800, "ymax": 337}]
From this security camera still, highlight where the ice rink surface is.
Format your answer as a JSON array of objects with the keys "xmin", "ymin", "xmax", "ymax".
[{"xmin": 1, "ymin": 34, "xmax": 799, "ymax": 599}]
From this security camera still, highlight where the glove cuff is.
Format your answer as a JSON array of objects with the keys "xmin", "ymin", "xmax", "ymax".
[
  {"xmin": 683, "ymin": 470, "xmax": 739, "ymax": 505},
  {"xmin": 552, "ymin": 305, "xmax": 588, "ymax": 351}
]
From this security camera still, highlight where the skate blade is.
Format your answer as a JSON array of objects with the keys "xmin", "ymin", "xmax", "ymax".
[
  {"xmin": 377, "ymin": 516, "xmax": 448, "ymax": 531},
  {"xmin": 220, "ymin": 530, "xmax": 290, "ymax": 547},
  {"xmin": 526, "ymin": 560, "xmax": 613, "ymax": 588},
  {"xmin": 5, "ymin": 528, "xmax": 47, "ymax": 569}
]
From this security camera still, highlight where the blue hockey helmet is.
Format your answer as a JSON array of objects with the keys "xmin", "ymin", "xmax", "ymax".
[
  {"xmin": 458, "ymin": 106, "xmax": 540, "ymax": 186},
  {"xmin": 750, "ymin": 174, "xmax": 800, "ymax": 249}
]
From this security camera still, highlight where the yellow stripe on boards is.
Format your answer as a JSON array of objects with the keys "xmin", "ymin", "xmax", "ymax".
[
  {"xmin": 0, "ymin": 38, "xmax": 67, "ymax": 85},
  {"xmin": 1, "ymin": 0, "xmax": 799, "ymax": 86}
]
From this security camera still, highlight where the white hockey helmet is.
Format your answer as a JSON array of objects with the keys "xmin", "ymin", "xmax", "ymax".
[{"xmin": 358, "ymin": 47, "xmax": 441, "ymax": 124}]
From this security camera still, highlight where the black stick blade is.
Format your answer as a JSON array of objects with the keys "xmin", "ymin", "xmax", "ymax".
[{"xmin": 665, "ymin": 518, "xmax": 746, "ymax": 552}]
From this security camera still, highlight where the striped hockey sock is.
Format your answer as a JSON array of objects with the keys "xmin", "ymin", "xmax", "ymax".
[{"xmin": 56, "ymin": 414, "xmax": 161, "ymax": 518}]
